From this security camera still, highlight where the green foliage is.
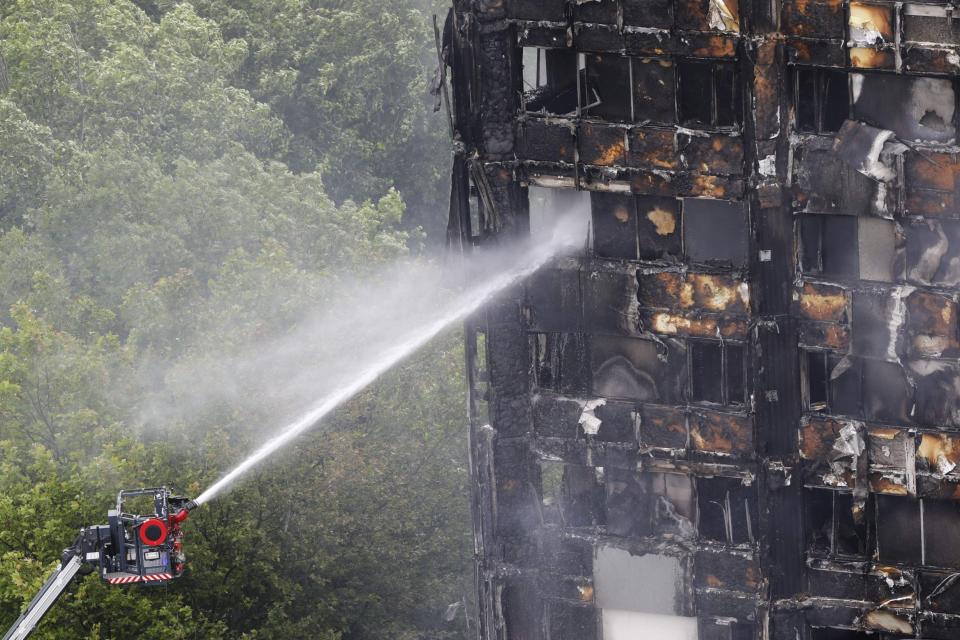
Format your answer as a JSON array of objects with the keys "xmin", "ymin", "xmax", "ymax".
[
  {"xmin": 35, "ymin": 144, "xmax": 412, "ymax": 310},
  {"xmin": 0, "ymin": 0, "xmax": 468, "ymax": 638},
  {"xmin": 0, "ymin": 0, "xmax": 449, "ymax": 238},
  {"xmin": 0, "ymin": 99, "xmax": 60, "ymax": 221},
  {"xmin": 184, "ymin": 0, "xmax": 450, "ymax": 238},
  {"xmin": 0, "ymin": 0, "xmax": 286, "ymax": 160}
]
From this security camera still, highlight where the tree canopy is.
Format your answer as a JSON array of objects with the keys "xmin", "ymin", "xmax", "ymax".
[{"xmin": 0, "ymin": 1, "xmax": 468, "ymax": 638}]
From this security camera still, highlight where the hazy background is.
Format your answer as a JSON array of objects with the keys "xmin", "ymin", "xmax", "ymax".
[{"xmin": 0, "ymin": 1, "xmax": 473, "ymax": 638}]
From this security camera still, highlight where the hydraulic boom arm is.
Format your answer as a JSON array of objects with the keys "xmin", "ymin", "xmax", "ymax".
[{"xmin": 2, "ymin": 552, "xmax": 84, "ymax": 640}]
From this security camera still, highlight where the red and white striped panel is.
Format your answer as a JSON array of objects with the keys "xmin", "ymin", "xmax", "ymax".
[
  {"xmin": 107, "ymin": 573, "xmax": 172, "ymax": 584},
  {"xmin": 142, "ymin": 573, "xmax": 172, "ymax": 582}
]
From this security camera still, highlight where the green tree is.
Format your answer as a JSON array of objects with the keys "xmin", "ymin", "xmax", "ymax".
[
  {"xmin": 0, "ymin": 0, "xmax": 469, "ymax": 638},
  {"xmin": 0, "ymin": 99, "xmax": 61, "ymax": 223},
  {"xmin": 184, "ymin": 0, "xmax": 450, "ymax": 238},
  {"xmin": 0, "ymin": 308, "xmax": 226, "ymax": 638}
]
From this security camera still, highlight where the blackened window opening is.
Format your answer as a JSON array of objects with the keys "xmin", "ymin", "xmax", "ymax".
[
  {"xmin": 795, "ymin": 68, "xmax": 850, "ymax": 134},
  {"xmin": 806, "ymin": 351, "xmax": 829, "ymax": 410},
  {"xmin": 678, "ymin": 60, "xmax": 740, "ymax": 127},
  {"xmin": 522, "ymin": 47, "xmax": 546, "ymax": 93},
  {"xmin": 697, "ymin": 477, "xmax": 757, "ymax": 545},
  {"xmin": 584, "ymin": 54, "xmax": 633, "ymax": 122},
  {"xmin": 803, "ymin": 351, "xmax": 863, "ymax": 417},
  {"xmin": 532, "ymin": 333, "xmax": 591, "ymax": 395},
  {"xmin": 468, "ymin": 183, "xmax": 486, "ymax": 239},
  {"xmin": 833, "ymin": 492, "xmax": 867, "ymax": 556},
  {"xmin": 690, "ymin": 341, "xmax": 746, "ymax": 406},
  {"xmin": 805, "ymin": 489, "xmax": 868, "ymax": 557},
  {"xmin": 876, "ymin": 495, "xmax": 960, "ymax": 568},
  {"xmin": 799, "ymin": 214, "xmax": 858, "ymax": 280},
  {"xmin": 876, "ymin": 494, "xmax": 923, "ymax": 565},
  {"xmin": 523, "ymin": 47, "xmax": 579, "ymax": 115}
]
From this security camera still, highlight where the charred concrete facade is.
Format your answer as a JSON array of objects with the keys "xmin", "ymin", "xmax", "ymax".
[{"xmin": 443, "ymin": 1, "xmax": 960, "ymax": 638}]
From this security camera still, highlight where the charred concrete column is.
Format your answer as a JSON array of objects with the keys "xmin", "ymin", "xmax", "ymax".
[
  {"xmin": 459, "ymin": 5, "xmax": 543, "ymax": 640},
  {"xmin": 746, "ymin": 28, "xmax": 806, "ymax": 629}
]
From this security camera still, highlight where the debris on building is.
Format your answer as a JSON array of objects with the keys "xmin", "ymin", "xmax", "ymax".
[{"xmin": 443, "ymin": 0, "xmax": 960, "ymax": 637}]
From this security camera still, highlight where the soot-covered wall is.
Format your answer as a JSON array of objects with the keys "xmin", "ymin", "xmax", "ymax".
[{"xmin": 443, "ymin": 1, "xmax": 960, "ymax": 638}]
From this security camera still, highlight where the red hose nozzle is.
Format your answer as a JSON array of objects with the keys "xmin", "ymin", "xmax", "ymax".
[{"xmin": 169, "ymin": 500, "xmax": 198, "ymax": 525}]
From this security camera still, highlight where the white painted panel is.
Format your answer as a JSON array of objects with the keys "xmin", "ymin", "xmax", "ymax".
[
  {"xmin": 602, "ymin": 610, "xmax": 699, "ymax": 640},
  {"xmin": 594, "ymin": 546, "xmax": 683, "ymax": 614}
]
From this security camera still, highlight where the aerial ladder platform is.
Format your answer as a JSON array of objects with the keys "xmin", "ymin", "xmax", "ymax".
[{"xmin": 3, "ymin": 487, "xmax": 196, "ymax": 640}]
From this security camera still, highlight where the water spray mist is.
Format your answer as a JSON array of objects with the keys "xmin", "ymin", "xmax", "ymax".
[{"xmin": 193, "ymin": 218, "xmax": 584, "ymax": 506}]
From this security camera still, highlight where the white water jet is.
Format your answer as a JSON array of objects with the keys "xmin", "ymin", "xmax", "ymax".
[{"xmin": 194, "ymin": 217, "xmax": 584, "ymax": 505}]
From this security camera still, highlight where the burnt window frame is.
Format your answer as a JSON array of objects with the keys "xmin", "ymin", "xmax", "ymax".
[
  {"xmin": 582, "ymin": 52, "xmax": 634, "ymax": 122},
  {"xmin": 797, "ymin": 214, "xmax": 898, "ymax": 284},
  {"xmin": 631, "ymin": 56, "xmax": 677, "ymax": 125},
  {"xmin": 605, "ymin": 469, "xmax": 697, "ymax": 537},
  {"xmin": 519, "ymin": 46, "xmax": 581, "ymax": 116},
  {"xmin": 688, "ymin": 339, "xmax": 748, "ymax": 407},
  {"xmin": 847, "ymin": 1, "xmax": 897, "ymax": 60},
  {"xmin": 589, "ymin": 333, "xmax": 688, "ymax": 404},
  {"xmin": 792, "ymin": 65, "xmax": 960, "ymax": 141},
  {"xmin": 677, "ymin": 59, "xmax": 742, "ymax": 129},
  {"xmin": 580, "ymin": 53, "xmax": 679, "ymax": 125},
  {"xmin": 803, "ymin": 349, "xmax": 831, "ymax": 411},
  {"xmin": 516, "ymin": 38, "xmax": 744, "ymax": 129},
  {"xmin": 815, "ymin": 356, "xmax": 920, "ymax": 426},
  {"xmin": 793, "ymin": 66, "xmax": 851, "ymax": 134},
  {"xmin": 636, "ymin": 195, "xmax": 683, "ymax": 261},
  {"xmin": 797, "ymin": 213, "xmax": 859, "ymax": 281},
  {"xmin": 801, "ymin": 349, "xmax": 863, "ymax": 415},
  {"xmin": 875, "ymin": 494, "xmax": 960, "ymax": 569},
  {"xmin": 530, "ymin": 332, "xmax": 592, "ymax": 396},
  {"xmin": 522, "ymin": 45, "xmax": 548, "ymax": 94},
  {"xmin": 804, "ymin": 488, "xmax": 870, "ymax": 559},
  {"xmin": 538, "ymin": 459, "xmax": 606, "ymax": 527},
  {"xmin": 800, "ymin": 350, "xmax": 864, "ymax": 419},
  {"xmin": 695, "ymin": 475, "xmax": 757, "ymax": 546},
  {"xmin": 528, "ymin": 185, "xmax": 592, "ymax": 254},
  {"xmin": 468, "ymin": 180, "xmax": 488, "ymax": 240},
  {"xmin": 918, "ymin": 497, "xmax": 960, "ymax": 568}
]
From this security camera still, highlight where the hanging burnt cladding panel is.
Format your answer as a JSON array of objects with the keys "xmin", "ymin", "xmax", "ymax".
[{"xmin": 445, "ymin": 0, "xmax": 960, "ymax": 638}]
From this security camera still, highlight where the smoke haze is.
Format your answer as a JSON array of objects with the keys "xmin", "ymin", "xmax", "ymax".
[{"xmin": 132, "ymin": 212, "xmax": 589, "ymax": 502}]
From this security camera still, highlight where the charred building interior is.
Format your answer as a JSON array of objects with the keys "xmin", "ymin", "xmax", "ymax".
[{"xmin": 442, "ymin": 0, "xmax": 960, "ymax": 638}]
